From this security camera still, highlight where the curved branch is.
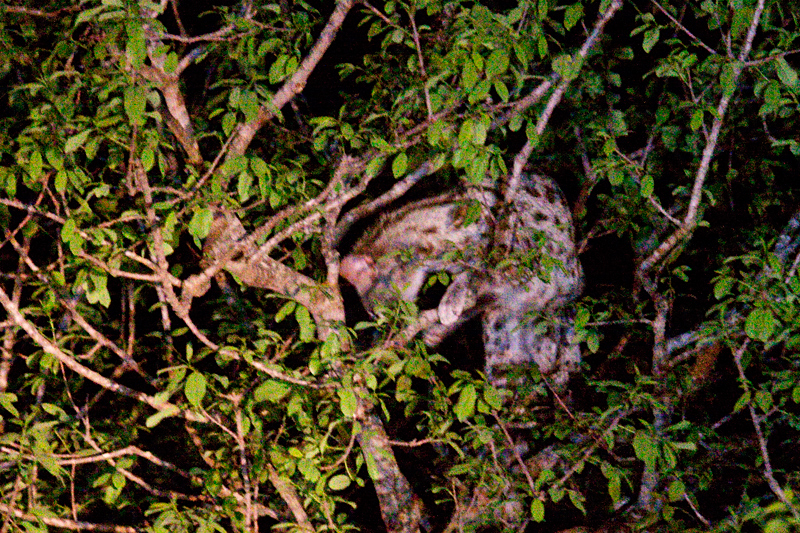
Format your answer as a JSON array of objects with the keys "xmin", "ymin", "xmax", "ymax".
[
  {"xmin": 227, "ymin": 0, "xmax": 356, "ymax": 161},
  {"xmin": 508, "ymin": 0, "xmax": 622, "ymax": 201},
  {"xmin": 638, "ymin": 0, "xmax": 767, "ymax": 275},
  {"xmin": 0, "ymin": 284, "xmax": 208, "ymax": 424},
  {"xmin": 0, "ymin": 504, "xmax": 136, "ymax": 533}
]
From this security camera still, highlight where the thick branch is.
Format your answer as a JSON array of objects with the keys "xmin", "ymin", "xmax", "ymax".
[{"xmin": 356, "ymin": 413, "xmax": 423, "ymax": 533}]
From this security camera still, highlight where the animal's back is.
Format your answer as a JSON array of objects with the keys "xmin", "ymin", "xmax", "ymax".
[{"xmin": 340, "ymin": 174, "xmax": 583, "ymax": 389}]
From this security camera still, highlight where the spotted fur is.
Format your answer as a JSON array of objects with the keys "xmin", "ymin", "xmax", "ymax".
[{"xmin": 341, "ymin": 175, "xmax": 583, "ymax": 388}]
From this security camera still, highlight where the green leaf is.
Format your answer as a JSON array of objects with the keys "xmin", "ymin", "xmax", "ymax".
[
  {"xmin": 124, "ymin": 86, "xmax": 146, "ymax": 126},
  {"xmin": 126, "ymin": 22, "xmax": 146, "ymax": 69},
  {"xmin": 483, "ymin": 386, "xmax": 504, "ymax": 410},
  {"xmin": 141, "ymin": 147, "xmax": 155, "ymax": 171},
  {"xmin": 537, "ymin": 0, "xmax": 548, "ymax": 19},
  {"xmin": 320, "ymin": 331, "xmax": 341, "ymax": 360},
  {"xmin": 667, "ymin": 480, "xmax": 685, "ymax": 502},
  {"xmin": 275, "ymin": 301, "xmax": 296, "ymax": 322},
  {"xmin": 640, "ymin": 175, "xmax": 654, "ymax": 197},
  {"xmin": 338, "ymin": 388, "xmax": 357, "ymax": 417},
  {"xmin": 731, "ymin": 8, "xmax": 753, "ymax": 40},
  {"xmin": 485, "ymin": 49, "xmax": 509, "ymax": 79},
  {"xmin": 776, "ymin": 57, "xmax": 799, "ymax": 88},
  {"xmin": 238, "ymin": 171, "xmax": 253, "ymax": 202},
  {"xmin": 633, "ymin": 431, "xmax": 658, "ymax": 471},
  {"xmin": 65, "ymin": 130, "xmax": 92, "ymax": 154},
  {"xmin": 0, "ymin": 393, "xmax": 19, "ymax": 417},
  {"xmin": 269, "ymin": 55, "xmax": 289, "ymax": 84},
  {"xmin": 328, "ymin": 474, "xmax": 351, "ymax": 491},
  {"xmin": 250, "ymin": 157, "xmax": 270, "ymax": 178},
  {"xmin": 145, "ymin": 405, "xmax": 181, "ymax": 427},
  {"xmin": 295, "ymin": 305, "xmax": 315, "ymax": 342},
  {"xmin": 27, "ymin": 151, "xmax": 43, "ymax": 180},
  {"xmin": 564, "ymin": 3, "xmax": 583, "ymax": 30},
  {"xmin": 458, "ymin": 120, "xmax": 474, "ymax": 147},
  {"xmin": 86, "ymin": 272, "xmax": 111, "ymax": 307},
  {"xmin": 61, "ymin": 218, "xmax": 85, "ymax": 255},
  {"xmin": 733, "ymin": 390, "xmax": 751, "ymax": 412},
  {"xmin": 74, "ymin": 5, "xmax": 105, "ymax": 26},
  {"xmin": 690, "ymin": 109, "xmax": 703, "ymax": 131},
  {"xmin": 239, "ymin": 91, "xmax": 260, "ymax": 124},
  {"xmin": 745, "ymin": 308, "xmax": 777, "ymax": 342},
  {"xmin": 54, "ymin": 170, "xmax": 67, "ymax": 193},
  {"xmin": 713, "ymin": 277, "xmax": 734, "ymax": 299},
  {"xmin": 454, "ymin": 384, "xmax": 476, "ymax": 422},
  {"xmin": 392, "ymin": 152, "xmax": 408, "ymax": 178},
  {"xmin": 642, "ymin": 28, "xmax": 659, "ymax": 53},
  {"xmin": 254, "ymin": 380, "xmax": 291, "ymax": 403},
  {"xmin": 538, "ymin": 33, "xmax": 548, "ymax": 59},
  {"xmin": 471, "ymin": 51, "xmax": 484, "ymax": 72},
  {"xmin": 493, "ymin": 79, "xmax": 509, "ymax": 102},
  {"xmin": 461, "ymin": 59, "xmax": 479, "ymax": 90},
  {"xmin": 189, "ymin": 208, "xmax": 214, "ymax": 241},
  {"xmin": 552, "ymin": 54, "xmax": 580, "ymax": 81},
  {"xmin": 755, "ymin": 390, "xmax": 773, "ymax": 413},
  {"xmin": 525, "ymin": 120, "xmax": 540, "ymax": 147},
  {"xmin": 184, "ymin": 372, "xmax": 207, "ymax": 407},
  {"xmin": 568, "ymin": 489, "xmax": 586, "ymax": 514},
  {"xmin": 602, "ymin": 464, "xmax": 622, "ymax": 503},
  {"xmin": 530, "ymin": 499, "xmax": 545, "ymax": 522},
  {"xmin": 608, "ymin": 168, "xmax": 624, "ymax": 186},
  {"xmin": 220, "ymin": 154, "xmax": 248, "ymax": 177}
]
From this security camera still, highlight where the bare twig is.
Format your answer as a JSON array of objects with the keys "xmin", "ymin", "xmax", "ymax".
[
  {"xmin": 361, "ymin": 1, "xmax": 396, "ymax": 27},
  {"xmin": 683, "ymin": 491, "xmax": 711, "ymax": 527},
  {"xmin": 408, "ymin": 9, "xmax": 433, "ymax": 117},
  {"xmin": 491, "ymin": 76, "xmax": 555, "ymax": 131},
  {"xmin": 1, "ymin": 5, "xmax": 78, "ymax": 17},
  {"xmin": 150, "ymin": 26, "xmax": 235, "ymax": 43},
  {"xmin": 492, "ymin": 413, "xmax": 536, "ymax": 492},
  {"xmin": 233, "ymin": 399, "xmax": 256, "ymax": 531},
  {"xmin": 332, "ymin": 159, "xmax": 435, "ymax": 244},
  {"xmin": 0, "ymin": 284, "xmax": 208, "ymax": 424}
]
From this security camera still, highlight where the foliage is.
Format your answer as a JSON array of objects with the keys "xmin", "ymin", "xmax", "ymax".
[{"xmin": 0, "ymin": 0, "xmax": 799, "ymax": 532}]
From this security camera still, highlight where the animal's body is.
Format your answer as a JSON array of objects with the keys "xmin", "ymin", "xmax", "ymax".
[{"xmin": 340, "ymin": 174, "xmax": 583, "ymax": 388}]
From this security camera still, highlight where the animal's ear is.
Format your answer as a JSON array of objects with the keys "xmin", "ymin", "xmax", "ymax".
[
  {"xmin": 437, "ymin": 272, "xmax": 476, "ymax": 325},
  {"xmin": 339, "ymin": 254, "xmax": 376, "ymax": 294}
]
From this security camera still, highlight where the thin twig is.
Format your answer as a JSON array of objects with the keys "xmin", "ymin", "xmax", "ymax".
[
  {"xmin": 0, "ymin": 505, "xmax": 137, "ymax": 533},
  {"xmin": 0, "ymin": 284, "xmax": 208, "ymax": 424},
  {"xmin": 732, "ymin": 340, "xmax": 800, "ymax": 521},
  {"xmin": 650, "ymin": 0, "xmax": 717, "ymax": 55}
]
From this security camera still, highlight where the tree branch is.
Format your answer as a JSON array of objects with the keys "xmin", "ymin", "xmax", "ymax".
[
  {"xmin": 0, "ymin": 504, "xmax": 137, "ymax": 533},
  {"xmin": 227, "ymin": 0, "xmax": 356, "ymax": 160},
  {"xmin": 0, "ymin": 284, "xmax": 208, "ymax": 424},
  {"xmin": 508, "ymin": 0, "xmax": 622, "ymax": 201},
  {"xmin": 638, "ymin": 0, "xmax": 766, "ymax": 275}
]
